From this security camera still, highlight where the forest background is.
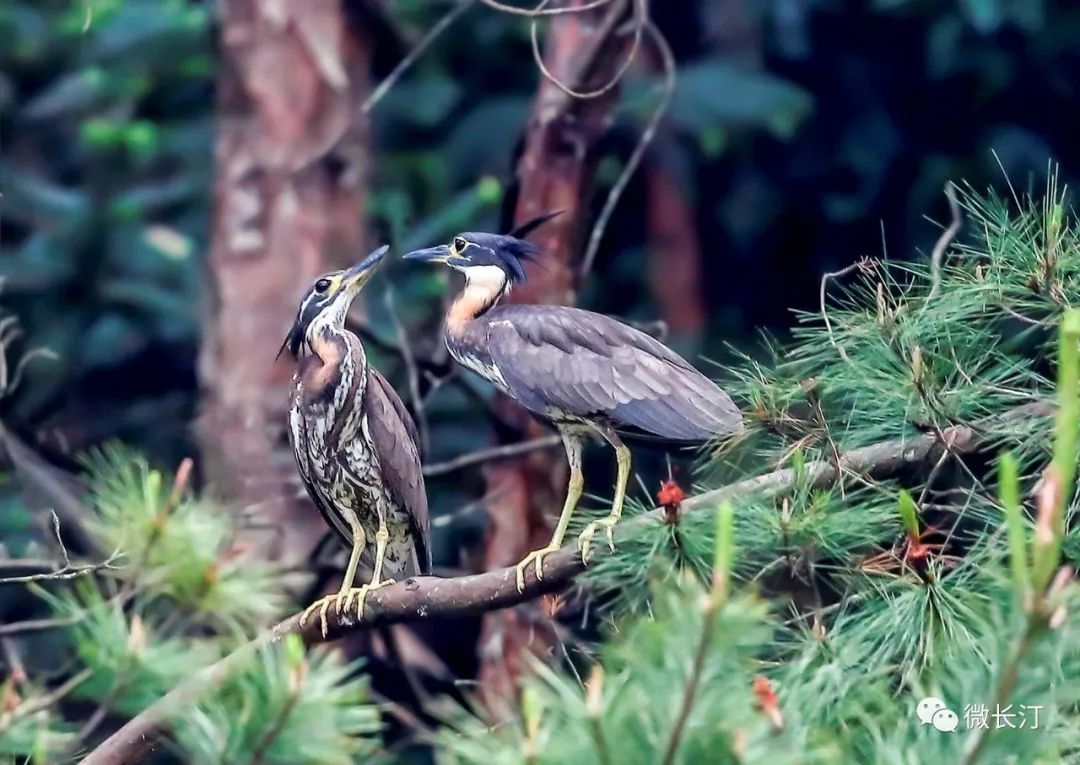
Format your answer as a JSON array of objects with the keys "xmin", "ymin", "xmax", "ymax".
[{"xmin": 2, "ymin": 1, "xmax": 1080, "ymax": 763}]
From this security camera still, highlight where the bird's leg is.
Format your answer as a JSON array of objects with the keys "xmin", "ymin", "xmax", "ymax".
[
  {"xmin": 579, "ymin": 429, "xmax": 630, "ymax": 564},
  {"xmin": 341, "ymin": 513, "xmax": 396, "ymax": 620},
  {"xmin": 300, "ymin": 522, "xmax": 366, "ymax": 638},
  {"xmin": 515, "ymin": 432, "xmax": 584, "ymax": 592}
]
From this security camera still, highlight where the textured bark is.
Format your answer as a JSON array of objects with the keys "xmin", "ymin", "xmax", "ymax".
[
  {"xmin": 198, "ymin": 0, "xmax": 370, "ymax": 565},
  {"xmin": 478, "ymin": 0, "xmax": 628, "ymax": 717}
]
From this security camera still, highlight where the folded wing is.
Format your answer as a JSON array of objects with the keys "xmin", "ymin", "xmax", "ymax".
[{"xmin": 486, "ymin": 305, "xmax": 742, "ymax": 441}]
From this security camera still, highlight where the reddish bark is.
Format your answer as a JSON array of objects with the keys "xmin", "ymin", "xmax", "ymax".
[
  {"xmin": 477, "ymin": 0, "xmax": 629, "ymax": 717},
  {"xmin": 198, "ymin": 0, "xmax": 370, "ymax": 565},
  {"xmin": 646, "ymin": 162, "xmax": 707, "ymax": 347}
]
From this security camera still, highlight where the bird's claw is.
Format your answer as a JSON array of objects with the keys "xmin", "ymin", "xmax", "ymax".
[
  {"xmin": 299, "ymin": 595, "xmax": 336, "ymax": 639},
  {"xmin": 298, "ymin": 579, "xmax": 396, "ymax": 638},
  {"xmin": 578, "ymin": 515, "xmax": 619, "ymax": 564},
  {"xmin": 340, "ymin": 579, "xmax": 395, "ymax": 621},
  {"xmin": 515, "ymin": 545, "xmax": 561, "ymax": 592}
]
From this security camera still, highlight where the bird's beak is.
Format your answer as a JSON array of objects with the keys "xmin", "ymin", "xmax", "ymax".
[
  {"xmin": 342, "ymin": 244, "xmax": 389, "ymax": 291},
  {"xmin": 402, "ymin": 245, "xmax": 451, "ymax": 265}
]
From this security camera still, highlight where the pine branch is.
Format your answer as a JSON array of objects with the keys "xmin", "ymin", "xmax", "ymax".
[{"xmin": 79, "ymin": 399, "xmax": 1051, "ymax": 765}]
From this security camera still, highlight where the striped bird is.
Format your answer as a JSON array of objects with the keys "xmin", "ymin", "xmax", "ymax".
[
  {"xmin": 280, "ymin": 246, "xmax": 429, "ymax": 635},
  {"xmin": 404, "ymin": 215, "xmax": 742, "ymax": 591}
]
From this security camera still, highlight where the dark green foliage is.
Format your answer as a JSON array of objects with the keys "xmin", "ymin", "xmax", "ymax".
[
  {"xmin": 3, "ymin": 2, "xmax": 1080, "ymax": 763},
  {"xmin": 173, "ymin": 637, "xmax": 382, "ymax": 765},
  {"xmin": 440, "ymin": 182, "xmax": 1080, "ymax": 763},
  {"xmin": 0, "ymin": 453, "xmax": 379, "ymax": 764},
  {"xmin": 0, "ymin": 0, "xmax": 212, "ymax": 461}
]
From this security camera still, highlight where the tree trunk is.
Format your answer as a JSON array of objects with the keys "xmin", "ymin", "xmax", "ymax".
[
  {"xmin": 477, "ymin": 0, "xmax": 629, "ymax": 716},
  {"xmin": 646, "ymin": 159, "xmax": 706, "ymax": 354},
  {"xmin": 198, "ymin": 0, "xmax": 370, "ymax": 566}
]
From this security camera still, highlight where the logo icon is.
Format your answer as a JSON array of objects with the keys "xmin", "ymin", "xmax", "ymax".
[{"xmin": 917, "ymin": 697, "xmax": 959, "ymax": 733}]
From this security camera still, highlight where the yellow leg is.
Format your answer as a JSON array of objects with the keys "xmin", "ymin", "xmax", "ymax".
[
  {"xmin": 300, "ymin": 522, "xmax": 366, "ymax": 637},
  {"xmin": 340, "ymin": 513, "xmax": 396, "ymax": 621},
  {"xmin": 515, "ymin": 432, "xmax": 584, "ymax": 592},
  {"xmin": 578, "ymin": 430, "xmax": 630, "ymax": 564}
]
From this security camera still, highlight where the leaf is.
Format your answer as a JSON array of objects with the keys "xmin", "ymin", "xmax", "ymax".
[
  {"xmin": 374, "ymin": 72, "xmax": 464, "ymax": 130},
  {"xmin": 441, "ymin": 95, "xmax": 530, "ymax": 184},
  {"xmin": 0, "ymin": 164, "xmax": 89, "ymax": 224},
  {"xmin": 79, "ymin": 312, "xmax": 149, "ymax": 370},
  {"xmin": 20, "ymin": 67, "xmax": 110, "ymax": 121},
  {"xmin": 627, "ymin": 59, "xmax": 813, "ymax": 140}
]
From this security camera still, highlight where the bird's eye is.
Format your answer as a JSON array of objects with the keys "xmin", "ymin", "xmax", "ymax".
[
  {"xmin": 314, "ymin": 278, "xmax": 331, "ymax": 294},
  {"xmin": 453, "ymin": 236, "xmax": 468, "ymax": 252}
]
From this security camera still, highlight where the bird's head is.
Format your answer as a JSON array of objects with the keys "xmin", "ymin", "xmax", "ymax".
[
  {"xmin": 277, "ymin": 245, "xmax": 388, "ymax": 360},
  {"xmin": 402, "ymin": 211, "xmax": 562, "ymax": 292}
]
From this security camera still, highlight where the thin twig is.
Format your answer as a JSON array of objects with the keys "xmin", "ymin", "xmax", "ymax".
[
  {"xmin": 819, "ymin": 260, "xmax": 870, "ymax": 364},
  {"xmin": 50, "ymin": 509, "xmax": 70, "ymax": 568},
  {"xmin": 250, "ymin": 682, "xmax": 301, "ymax": 765},
  {"xmin": 423, "ymin": 435, "xmax": 562, "ymax": 477},
  {"xmin": 660, "ymin": 593, "xmax": 719, "ymax": 765},
  {"xmin": 80, "ymin": 400, "xmax": 1052, "ymax": 765},
  {"xmin": 6, "ymin": 348, "xmax": 57, "ymax": 396},
  {"xmin": 385, "ymin": 289, "xmax": 430, "ymax": 454},
  {"xmin": 74, "ymin": 680, "xmax": 125, "ymax": 748},
  {"xmin": 928, "ymin": 182, "xmax": 962, "ymax": 299},
  {"xmin": 580, "ymin": 18, "xmax": 676, "ymax": 278},
  {"xmin": 529, "ymin": 0, "xmax": 645, "ymax": 100},
  {"xmin": 480, "ymin": 0, "xmax": 614, "ymax": 17},
  {"xmin": 0, "ymin": 551, "xmax": 121, "ymax": 585},
  {"xmin": 362, "ymin": 0, "xmax": 478, "ymax": 115},
  {"xmin": 0, "ymin": 637, "xmax": 26, "ymax": 684},
  {"xmin": 0, "ymin": 558, "xmax": 72, "ymax": 574},
  {"xmin": 960, "ymin": 619, "xmax": 1040, "ymax": 765},
  {"xmin": 525, "ymin": 0, "xmax": 634, "ymax": 120},
  {"xmin": 0, "ymin": 613, "xmax": 87, "ymax": 637},
  {"xmin": 114, "ymin": 458, "xmax": 192, "ymax": 606},
  {"xmin": 0, "ymin": 666, "xmax": 93, "ymax": 732}
]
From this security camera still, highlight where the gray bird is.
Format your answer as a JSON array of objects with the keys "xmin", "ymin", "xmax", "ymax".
[
  {"xmin": 404, "ymin": 216, "xmax": 741, "ymax": 591},
  {"xmin": 280, "ymin": 245, "xmax": 429, "ymax": 635}
]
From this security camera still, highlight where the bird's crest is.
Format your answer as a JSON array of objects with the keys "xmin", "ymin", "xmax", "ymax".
[
  {"xmin": 508, "ymin": 210, "xmax": 563, "ymax": 240},
  {"xmin": 276, "ymin": 322, "xmax": 305, "ymax": 361},
  {"xmin": 497, "ymin": 210, "xmax": 563, "ymax": 283}
]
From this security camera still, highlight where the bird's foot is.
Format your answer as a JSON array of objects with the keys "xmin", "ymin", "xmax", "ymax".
[
  {"xmin": 298, "ymin": 580, "xmax": 396, "ymax": 638},
  {"xmin": 339, "ymin": 579, "xmax": 396, "ymax": 621},
  {"xmin": 578, "ymin": 515, "xmax": 619, "ymax": 564},
  {"xmin": 299, "ymin": 594, "xmax": 337, "ymax": 639},
  {"xmin": 515, "ymin": 545, "xmax": 561, "ymax": 592}
]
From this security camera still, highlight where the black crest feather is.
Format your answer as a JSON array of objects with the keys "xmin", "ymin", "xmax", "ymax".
[
  {"xmin": 276, "ymin": 320, "xmax": 305, "ymax": 360},
  {"xmin": 496, "ymin": 210, "xmax": 562, "ymax": 283},
  {"xmin": 508, "ymin": 210, "xmax": 563, "ymax": 240}
]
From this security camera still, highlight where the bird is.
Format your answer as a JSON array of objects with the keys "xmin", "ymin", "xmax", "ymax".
[
  {"xmin": 279, "ymin": 245, "xmax": 430, "ymax": 636},
  {"xmin": 403, "ymin": 214, "xmax": 742, "ymax": 591}
]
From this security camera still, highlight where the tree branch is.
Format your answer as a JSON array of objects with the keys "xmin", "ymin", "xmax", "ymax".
[
  {"xmin": 80, "ymin": 399, "xmax": 1050, "ymax": 765},
  {"xmin": 422, "ymin": 435, "xmax": 562, "ymax": 477}
]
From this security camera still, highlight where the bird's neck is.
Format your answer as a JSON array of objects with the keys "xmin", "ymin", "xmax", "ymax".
[
  {"xmin": 304, "ymin": 322, "xmax": 367, "ymax": 402},
  {"xmin": 447, "ymin": 270, "xmax": 508, "ymax": 333}
]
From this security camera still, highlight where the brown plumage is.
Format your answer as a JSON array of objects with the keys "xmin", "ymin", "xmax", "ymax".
[{"xmin": 283, "ymin": 246, "xmax": 429, "ymax": 635}]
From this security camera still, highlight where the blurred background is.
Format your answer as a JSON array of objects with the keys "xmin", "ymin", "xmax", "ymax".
[{"xmin": 1, "ymin": 0, "xmax": 1079, "ymax": 755}]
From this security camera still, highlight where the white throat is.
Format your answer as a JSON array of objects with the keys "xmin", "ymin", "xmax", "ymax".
[{"xmin": 463, "ymin": 265, "xmax": 510, "ymax": 303}]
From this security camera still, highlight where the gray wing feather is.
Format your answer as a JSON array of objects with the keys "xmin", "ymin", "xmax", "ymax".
[
  {"xmin": 486, "ymin": 306, "xmax": 742, "ymax": 441},
  {"xmin": 364, "ymin": 369, "xmax": 431, "ymax": 575}
]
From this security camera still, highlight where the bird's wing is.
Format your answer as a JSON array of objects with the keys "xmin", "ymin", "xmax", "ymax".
[
  {"xmin": 486, "ymin": 306, "xmax": 742, "ymax": 441},
  {"xmin": 364, "ymin": 368, "xmax": 431, "ymax": 575}
]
